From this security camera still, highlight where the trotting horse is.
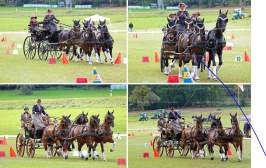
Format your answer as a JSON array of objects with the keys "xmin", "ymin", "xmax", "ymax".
[
  {"xmin": 73, "ymin": 112, "xmax": 89, "ymax": 125},
  {"xmin": 95, "ymin": 19, "xmax": 114, "ymax": 64},
  {"xmin": 224, "ymin": 113, "xmax": 243, "ymax": 161},
  {"xmin": 91, "ymin": 110, "xmax": 115, "ymax": 160},
  {"xmin": 206, "ymin": 9, "xmax": 228, "ymax": 80},
  {"xmin": 180, "ymin": 115, "xmax": 205, "ymax": 159},
  {"xmin": 42, "ymin": 115, "xmax": 72, "ymax": 159},
  {"xmin": 66, "ymin": 114, "xmax": 100, "ymax": 160}
]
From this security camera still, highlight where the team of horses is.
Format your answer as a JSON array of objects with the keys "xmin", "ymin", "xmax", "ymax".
[
  {"xmin": 53, "ymin": 19, "xmax": 114, "ymax": 64},
  {"xmin": 157, "ymin": 113, "xmax": 243, "ymax": 161},
  {"xmin": 22, "ymin": 110, "xmax": 116, "ymax": 160},
  {"xmin": 161, "ymin": 9, "xmax": 228, "ymax": 80}
]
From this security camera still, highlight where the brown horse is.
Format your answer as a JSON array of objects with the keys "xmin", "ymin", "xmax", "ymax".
[
  {"xmin": 180, "ymin": 115, "xmax": 204, "ymax": 159},
  {"xmin": 92, "ymin": 110, "xmax": 115, "ymax": 161},
  {"xmin": 224, "ymin": 113, "xmax": 243, "ymax": 161},
  {"xmin": 207, "ymin": 116, "xmax": 230, "ymax": 161},
  {"xmin": 66, "ymin": 114, "xmax": 100, "ymax": 160},
  {"xmin": 42, "ymin": 115, "xmax": 72, "ymax": 159}
]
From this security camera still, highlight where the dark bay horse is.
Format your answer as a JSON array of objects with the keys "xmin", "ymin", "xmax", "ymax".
[
  {"xmin": 95, "ymin": 19, "xmax": 114, "ymax": 64},
  {"xmin": 42, "ymin": 115, "xmax": 72, "ymax": 159},
  {"xmin": 73, "ymin": 112, "xmax": 88, "ymax": 125},
  {"xmin": 207, "ymin": 116, "xmax": 230, "ymax": 161},
  {"xmin": 224, "ymin": 113, "xmax": 243, "ymax": 161},
  {"xmin": 206, "ymin": 9, "xmax": 228, "ymax": 80},
  {"xmin": 66, "ymin": 114, "xmax": 100, "ymax": 160},
  {"xmin": 180, "ymin": 115, "xmax": 205, "ymax": 159},
  {"xmin": 92, "ymin": 110, "xmax": 115, "ymax": 160}
]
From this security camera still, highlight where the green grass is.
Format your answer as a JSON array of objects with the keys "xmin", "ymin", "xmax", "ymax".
[
  {"xmin": 0, "ymin": 138, "xmax": 126, "ymax": 168},
  {"xmin": 0, "ymin": 7, "xmax": 126, "ymax": 83},
  {"xmin": 128, "ymin": 7, "xmax": 251, "ymax": 83},
  {"xmin": 0, "ymin": 88, "xmax": 127, "ymax": 134},
  {"xmin": 128, "ymin": 107, "xmax": 251, "ymax": 168}
]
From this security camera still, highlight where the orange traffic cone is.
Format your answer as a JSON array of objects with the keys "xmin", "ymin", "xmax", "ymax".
[
  {"xmin": 243, "ymin": 51, "xmax": 250, "ymax": 62},
  {"xmin": 61, "ymin": 53, "xmax": 69, "ymax": 64},
  {"xmin": 114, "ymin": 52, "xmax": 122, "ymax": 64},
  {"xmin": 153, "ymin": 150, "xmax": 159, "ymax": 158},
  {"xmin": 227, "ymin": 148, "xmax": 233, "ymax": 156},
  {"xmin": 9, "ymin": 147, "xmax": 16, "ymax": 158},
  {"xmin": 154, "ymin": 51, "xmax": 160, "ymax": 63}
]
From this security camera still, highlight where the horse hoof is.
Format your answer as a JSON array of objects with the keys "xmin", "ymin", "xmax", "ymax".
[
  {"xmin": 211, "ymin": 157, "xmax": 214, "ymax": 160},
  {"xmin": 110, "ymin": 149, "xmax": 114, "ymax": 152},
  {"xmin": 64, "ymin": 156, "xmax": 68, "ymax": 160},
  {"xmin": 85, "ymin": 157, "xmax": 88, "ymax": 160},
  {"xmin": 88, "ymin": 154, "xmax": 91, "ymax": 158}
]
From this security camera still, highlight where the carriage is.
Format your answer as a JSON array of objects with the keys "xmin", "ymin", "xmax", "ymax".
[
  {"xmin": 23, "ymin": 23, "xmax": 76, "ymax": 61},
  {"xmin": 15, "ymin": 117, "xmax": 58, "ymax": 158},
  {"xmin": 152, "ymin": 119, "xmax": 190, "ymax": 158}
]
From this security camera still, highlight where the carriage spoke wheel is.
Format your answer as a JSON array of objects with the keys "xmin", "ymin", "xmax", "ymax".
[
  {"xmin": 38, "ymin": 42, "xmax": 49, "ymax": 60},
  {"xmin": 16, "ymin": 133, "xmax": 25, "ymax": 157},
  {"xmin": 166, "ymin": 143, "xmax": 175, "ymax": 158},
  {"xmin": 23, "ymin": 36, "xmax": 36, "ymax": 60},
  {"xmin": 152, "ymin": 136, "xmax": 164, "ymax": 157},
  {"xmin": 26, "ymin": 138, "xmax": 35, "ymax": 158}
]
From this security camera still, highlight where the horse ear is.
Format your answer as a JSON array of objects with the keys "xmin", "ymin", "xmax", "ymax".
[
  {"xmin": 86, "ymin": 112, "xmax": 88, "ymax": 116},
  {"xmin": 225, "ymin": 10, "xmax": 228, "ymax": 16},
  {"xmin": 167, "ymin": 16, "xmax": 171, "ymax": 22},
  {"xmin": 68, "ymin": 114, "xmax": 71, "ymax": 118},
  {"xmin": 230, "ymin": 113, "xmax": 232, "ymax": 117},
  {"xmin": 112, "ymin": 110, "xmax": 114, "ymax": 114},
  {"xmin": 202, "ymin": 18, "xmax": 204, "ymax": 23},
  {"xmin": 97, "ymin": 114, "xmax": 99, "ymax": 118},
  {"xmin": 218, "ymin": 117, "xmax": 221, "ymax": 120},
  {"xmin": 235, "ymin": 113, "xmax": 237, "ymax": 117},
  {"xmin": 219, "ymin": 9, "xmax": 222, "ymax": 15}
]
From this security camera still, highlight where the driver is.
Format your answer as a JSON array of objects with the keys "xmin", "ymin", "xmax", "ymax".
[
  {"xmin": 176, "ymin": 2, "xmax": 189, "ymax": 32},
  {"xmin": 21, "ymin": 105, "xmax": 32, "ymax": 128},
  {"xmin": 32, "ymin": 99, "xmax": 48, "ymax": 137},
  {"xmin": 43, "ymin": 9, "xmax": 60, "ymax": 36},
  {"xmin": 168, "ymin": 107, "xmax": 183, "ymax": 138}
]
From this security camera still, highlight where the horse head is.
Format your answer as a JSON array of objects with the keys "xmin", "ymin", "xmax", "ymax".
[
  {"xmin": 194, "ymin": 18, "xmax": 205, "ymax": 35},
  {"xmin": 83, "ymin": 19, "xmax": 91, "ymax": 30},
  {"xmin": 105, "ymin": 110, "xmax": 115, "ymax": 127},
  {"xmin": 216, "ymin": 9, "xmax": 228, "ymax": 32},
  {"xmin": 167, "ymin": 16, "xmax": 177, "ymax": 29},
  {"xmin": 73, "ymin": 19, "xmax": 81, "ymax": 31},
  {"xmin": 60, "ymin": 114, "xmax": 72, "ymax": 129},
  {"xmin": 89, "ymin": 114, "xmax": 100, "ymax": 129},
  {"xmin": 184, "ymin": 17, "xmax": 194, "ymax": 31},
  {"xmin": 75, "ymin": 112, "xmax": 88, "ymax": 125},
  {"xmin": 193, "ymin": 114, "xmax": 204, "ymax": 129},
  {"xmin": 230, "ymin": 113, "xmax": 239, "ymax": 128}
]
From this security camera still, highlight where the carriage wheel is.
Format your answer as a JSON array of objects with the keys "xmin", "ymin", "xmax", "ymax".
[
  {"xmin": 38, "ymin": 42, "xmax": 49, "ymax": 60},
  {"xmin": 16, "ymin": 133, "xmax": 25, "ymax": 157},
  {"xmin": 23, "ymin": 36, "xmax": 36, "ymax": 60},
  {"xmin": 166, "ymin": 143, "xmax": 175, "ymax": 158},
  {"xmin": 152, "ymin": 136, "xmax": 164, "ymax": 157},
  {"xmin": 26, "ymin": 138, "xmax": 35, "ymax": 158},
  {"xmin": 51, "ymin": 145, "xmax": 59, "ymax": 157},
  {"xmin": 160, "ymin": 49, "xmax": 165, "ymax": 72}
]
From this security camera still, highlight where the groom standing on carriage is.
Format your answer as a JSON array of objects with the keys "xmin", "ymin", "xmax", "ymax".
[
  {"xmin": 176, "ymin": 2, "xmax": 189, "ymax": 32},
  {"xmin": 32, "ymin": 99, "xmax": 49, "ymax": 138},
  {"xmin": 42, "ymin": 9, "xmax": 60, "ymax": 38}
]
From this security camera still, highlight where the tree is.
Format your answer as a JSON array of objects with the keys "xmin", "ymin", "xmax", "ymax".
[{"xmin": 129, "ymin": 86, "xmax": 160, "ymax": 111}]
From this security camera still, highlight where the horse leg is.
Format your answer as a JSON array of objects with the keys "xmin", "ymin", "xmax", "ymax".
[
  {"xmin": 109, "ymin": 47, "xmax": 114, "ymax": 64},
  {"xmin": 95, "ymin": 47, "xmax": 101, "ymax": 63},
  {"xmin": 191, "ymin": 53, "xmax": 198, "ymax": 80},
  {"xmin": 211, "ymin": 50, "xmax": 218, "ymax": 80},
  {"xmin": 177, "ymin": 58, "xmax": 183, "ymax": 78},
  {"xmin": 43, "ymin": 142, "xmax": 50, "ymax": 158},
  {"xmin": 217, "ymin": 49, "xmax": 223, "ymax": 74},
  {"xmin": 78, "ymin": 142, "xmax": 84, "ymax": 159},
  {"xmin": 163, "ymin": 57, "xmax": 170, "ymax": 75},
  {"xmin": 219, "ymin": 145, "xmax": 226, "ymax": 161},
  {"xmin": 208, "ymin": 143, "xmax": 214, "ymax": 160},
  {"xmin": 239, "ymin": 141, "xmax": 243, "ymax": 161},
  {"xmin": 100, "ymin": 143, "xmax": 106, "ymax": 161}
]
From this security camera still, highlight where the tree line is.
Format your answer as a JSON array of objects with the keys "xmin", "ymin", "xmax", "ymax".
[
  {"xmin": 128, "ymin": 85, "xmax": 251, "ymax": 111},
  {"xmin": 129, "ymin": 0, "xmax": 251, "ymax": 8},
  {"xmin": 0, "ymin": 0, "xmax": 126, "ymax": 7}
]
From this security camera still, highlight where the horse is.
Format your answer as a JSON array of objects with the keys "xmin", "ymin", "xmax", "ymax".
[
  {"xmin": 190, "ymin": 18, "xmax": 207, "ymax": 80},
  {"xmin": 91, "ymin": 110, "xmax": 115, "ymax": 160},
  {"xmin": 58, "ymin": 20, "xmax": 82, "ymax": 58},
  {"xmin": 66, "ymin": 114, "xmax": 100, "ymax": 160},
  {"xmin": 206, "ymin": 9, "xmax": 228, "ymax": 80},
  {"xmin": 180, "ymin": 115, "xmax": 205, "ymax": 159},
  {"xmin": 42, "ymin": 115, "xmax": 72, "ymax": 159},
  {"xmin": 78, "ymin": 19, "xmax": 98, "ymax": 64},
  {"xmin": 224, "ymin": 113, "xmax": 243, "ymax": 161},
  {"xmin": 207, "ymin": 116, "xmax": 230, "ymax": 161},
  {"xmin": 95, "ymin": 19, "xmax": 114, "ymax": 64}
]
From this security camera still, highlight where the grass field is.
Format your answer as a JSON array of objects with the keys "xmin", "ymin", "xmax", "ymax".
[
  {"xmin": 0, "ymin": 87, "xmax": 127, "ymax": 168},
  {"xmin": 128, "ymin": 107, "xmax": 251, "ymax": 168},
  {"xmin": 128, "ymin": 7, "xmax": 251, "ymax": 83},
  {"xmin": 0, "ymin": 7, "xmax": 126, "ymax": 83}
]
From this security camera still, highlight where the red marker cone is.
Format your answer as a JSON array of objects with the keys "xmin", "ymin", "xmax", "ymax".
[
  {"xmin": 9, "ymin": 147, "xmax": 16, "ymax": 158},
  {"xmin": 142, "ymin": 56, "xmax": 150, "ymax": 63},
  {"xmin": 48, "ymin": 56, "xmax": 56, "ymax": 64},
  {"xmin": 227, "ymin": 148, "xmax": 233, "ymax": 156},
  {"xmin": 153, "ymin": 150, "xmax": 159, "ymax": 158},
  {"xmin": 243, "ymin": 51, "xmax": 250, "ymax": 62},
  {"xmin": 114, "ymin": 52, "xmax": 122, "ymax": 64},
  {"xmin": 76, "ymin": 77, "xmax": 88, "ymax": 83},
  {"xmin": 143, "ymin": 152, "xmax": 149, "ymax": 158},
  {"xmin": 0, "ymin": 151, "xmax": 5, "ymax": 158},
  {"xmin": 117, "ymin": 158, "xmax": 126, "ymax": 166},
  {"xmin": 0, "ymin": 137, "xmax": 8, "ymax": 145},
  {"xmin": 167, "ymin": 75, "xmax": 179, "ymax": 83}
]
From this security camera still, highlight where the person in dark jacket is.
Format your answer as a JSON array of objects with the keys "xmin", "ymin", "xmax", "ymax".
[
  {"xmin": 168, "ymin": 107, "xmax": 182, "ymax": 120},
  {"xmin": 176, "ymin": 2, "xmax": 189, "ymax": 32},
  {"xmin": 32, "ymin": 99, "xmax": 47, "ymax": 116},
  {"xmin": 43, "ymin": 9, "xmax": 60, "ymax": 36},
  {"xmin": 21, "ymin": 105, "xmax": 32, "ymax": 128}
]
